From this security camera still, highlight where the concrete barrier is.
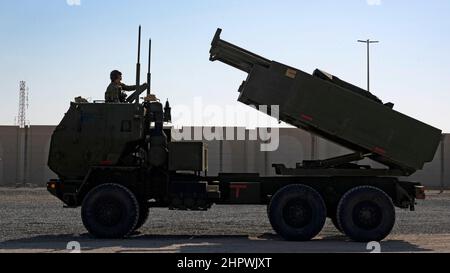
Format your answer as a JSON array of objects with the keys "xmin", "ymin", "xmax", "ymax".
[{"xmin": 0, "ymin": 125, "xmax": 448, "ymax": 190}]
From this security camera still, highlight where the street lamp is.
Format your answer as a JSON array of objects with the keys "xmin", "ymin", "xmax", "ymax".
[{"xmin": 358, "ymin": 39, "xmax": 379, "ymax": 92}]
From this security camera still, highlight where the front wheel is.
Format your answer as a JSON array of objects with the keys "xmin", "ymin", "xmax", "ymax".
[
  {"xmin": 268, "ymin": 184, "xmax": 327, "ymax": 241},
  {"xmin": 337, "ymin": 186, "xmax": 395, "ymax": 242},
  {"xmin": 81, "ymin": 183, "xmax": 140, "ymax": 239}
]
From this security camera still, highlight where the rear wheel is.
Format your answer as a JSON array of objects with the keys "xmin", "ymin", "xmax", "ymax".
[
  {"xmin": 337, "ymin": 186, "xmax": 395, "ymax": 242},
  {"xmin": 81, "ymin": 183, "xmax": 139, "ymax": 239},
  {"xmin": 268, "ymin": 184, "xmax": 326, "ymax": 241}
]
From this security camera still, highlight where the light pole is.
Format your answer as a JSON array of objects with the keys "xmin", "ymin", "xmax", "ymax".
[{"xmin": 358, "ymin": 39, "xmax": 379, "ymax": 92}]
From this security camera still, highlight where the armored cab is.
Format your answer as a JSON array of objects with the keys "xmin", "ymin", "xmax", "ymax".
[{"xmin": 48, "ymin": 102, "xmax": 145, "ymax": 179}]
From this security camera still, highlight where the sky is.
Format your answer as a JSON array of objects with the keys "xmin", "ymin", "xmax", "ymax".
[{"xmin": 0, "ymin": 0, "xmax": 449, "ymax": 132}]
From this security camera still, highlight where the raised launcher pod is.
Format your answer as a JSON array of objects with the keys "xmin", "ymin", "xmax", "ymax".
[{"xmin": 210, "ymin": 28, "xmax": 442, "ymax": 175}]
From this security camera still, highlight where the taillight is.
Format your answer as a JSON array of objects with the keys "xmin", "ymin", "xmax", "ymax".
[{"xmin": 415, "ymin": 186, "xmax": 426, "ymax": 200}]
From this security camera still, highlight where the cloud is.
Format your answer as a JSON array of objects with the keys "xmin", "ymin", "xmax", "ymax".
[
  {"xmin": 66, "ymin": 0, "xmax": 81, "ymax": 6},
  {"xmin": 367, "ymin": 0, "xmax": 382, "ymax": 5}
]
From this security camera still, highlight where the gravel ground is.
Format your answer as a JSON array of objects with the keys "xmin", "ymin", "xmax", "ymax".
[{"xmin": 0, "ymin": 188, "xmax": 449, "ymax": 253}]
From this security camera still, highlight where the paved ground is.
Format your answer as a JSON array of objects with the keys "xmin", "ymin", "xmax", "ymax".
[{"xmin": 0, "ymin": 188, "xmax": 449, "ymax": 253}]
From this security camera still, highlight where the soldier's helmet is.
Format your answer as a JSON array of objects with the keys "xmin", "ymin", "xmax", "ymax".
[{"xmin": 110, "ymin": 70, "xmax": 122, "ymax": 82}]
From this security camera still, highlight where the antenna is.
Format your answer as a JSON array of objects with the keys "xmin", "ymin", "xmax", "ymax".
[
  {"xmin": 16, "ymin": 81, "xmax": 29, "ymax": 128},
  {"xmin": 147, "ymin": 39, "xmax": 152, "ymax": 96},
  {"xmin": 135, "ymin": 25, "xmax": 142, "ymax": 104}
]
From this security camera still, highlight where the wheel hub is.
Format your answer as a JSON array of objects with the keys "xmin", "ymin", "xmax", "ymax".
[
  {"xmin": 352, "ymin": 201, "xmax": 382, "ymax": 230},
  {"xmin": 283, "ymin": 199, "xmax": 312, "ymax": 228},
  {"xmin": 95, "ymin": 199, "xmax": 123, "ymax": 227}
]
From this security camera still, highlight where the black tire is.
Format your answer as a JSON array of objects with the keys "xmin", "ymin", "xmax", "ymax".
[
  {"xmin": 268, "ymin": 184, "xmax": 327, "ymax": 241},
  {"xmin": 337, "ymin": 186, "xmax": 395, "ymax": 242},
  {"xmin": 134, "ymin": 202, "xmax": 150, "ymax": 231},
  {"xmin": 81, "ymin": 183, "xmax": 139, "ymax": 239}
]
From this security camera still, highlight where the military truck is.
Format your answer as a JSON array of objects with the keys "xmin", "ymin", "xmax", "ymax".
[{"xmin": 47, "ymin": 27, "xmax": 442, "ymax": 242}]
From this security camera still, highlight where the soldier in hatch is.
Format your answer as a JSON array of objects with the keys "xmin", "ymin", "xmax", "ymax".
[{"xmin": 105, "ymin": 70, "xmax": 148, "ymax": 103}]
